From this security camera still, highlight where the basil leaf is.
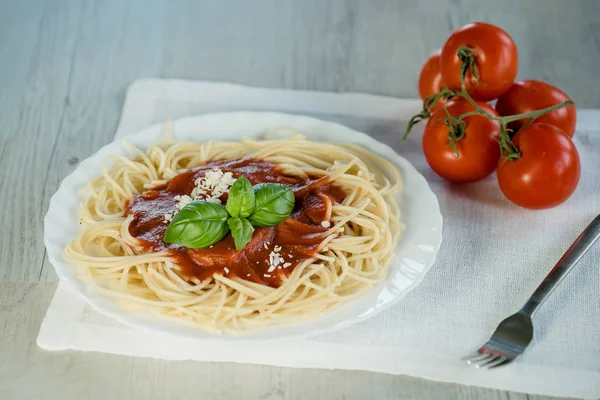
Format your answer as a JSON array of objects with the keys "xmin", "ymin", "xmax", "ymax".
[
  {"xmin": 226, "ymin": 176, "xmax": 255, "ymax": 218},
  {"xmin": 247, "ymin": 183, "xmax": 295, "ymax": 227},
  {"xmin": 227, "ymin": 217, "xmax": 254, "ymax": 250},
  {"xmin": 164, "ymin": 201, "xmax": 229, "ymax": 248}
]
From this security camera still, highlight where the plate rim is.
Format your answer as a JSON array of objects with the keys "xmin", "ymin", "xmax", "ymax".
[{"xmin": 44, "ymin": 111, "xmax": 443, "ymax": 341}]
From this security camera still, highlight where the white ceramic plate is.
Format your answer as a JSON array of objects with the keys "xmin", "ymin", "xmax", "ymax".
[{"xmin": 44, "ymin": 112, "xmax": 442, "ymax": 340}]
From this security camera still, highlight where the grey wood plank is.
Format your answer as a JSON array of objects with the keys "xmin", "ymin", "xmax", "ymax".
[
  {"xmin": 0, "ymin": 0, "xmax": 83, "ymax": 282},
  {"xmin": 36, "ymin": 0, "xmax": 166, "ymax": 282},
  {"xmin": 0, "ymin": 0, "xmax": 43, "ymax": 142},
  {"xmin": 0, "ymin": 283, "xmax": 571, "ymax": 400},
  {"xmin": 161, "ymin": 0, "xmax": 600, "ymax": 107}
]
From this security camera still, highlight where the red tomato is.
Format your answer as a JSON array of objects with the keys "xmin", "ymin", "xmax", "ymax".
[
  {"xmin": 423, "ymin": 99, "xmax": 501, "ymax": 183},
  {"xmin": 497, "ymin": 123, "xmax": 580, "ymax": 209},
  {"xmin": 418, "ymin": 50, "xmax": 446, "ymax": 110},
  {"xmin": 495, "ymin": 80, "xmax": 576, "ymax": 137},
  {"xmin": 441, "ymin": 22, "xmax": 518, "ymax": 101}
]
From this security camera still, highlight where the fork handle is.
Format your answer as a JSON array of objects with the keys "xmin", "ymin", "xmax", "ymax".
[{"xmin": 520, "ymin": 214, "xmax": 600, "ymax": 316}]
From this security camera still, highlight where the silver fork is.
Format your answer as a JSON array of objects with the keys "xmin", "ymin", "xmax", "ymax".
[{"xmin": 463, "ymin": 214, "xmax": 600, "ymax": 369}]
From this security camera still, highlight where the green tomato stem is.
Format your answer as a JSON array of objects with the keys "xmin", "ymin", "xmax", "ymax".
[
  {"xmin": 454, "ymin": 53, "xmax": 573, "ymax": 160},
  {"xmin": 401, "ymin": 89, "xmax": 455, "ymax": 140},
  {"xmin": 497, "ymin": 100, "xmax": 574, "ymax": 124}
]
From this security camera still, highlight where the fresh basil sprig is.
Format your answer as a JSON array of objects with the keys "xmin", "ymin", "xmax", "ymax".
[
  {"xmin": 248, "ymin": 183, "xmax": 295, "ymax": 227},
  {"xmin": 164, "ymin": 202, "xmax": 229, "ymax": 248},
  {"xmin": 163, "ymin": 177, "xmax": 295, "ymax": 250},
  {"xmin": 226, "ymin": 176, "xmax": 255, "ymax": 217},
  {"xmin": 227, "ymin": 216, "xmax": 254, "ymax": 250}
]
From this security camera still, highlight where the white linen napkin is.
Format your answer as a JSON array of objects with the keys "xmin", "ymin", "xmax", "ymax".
[{"xmin": 38, "ymin": 79, "xmax": 600, "ymax": 399}]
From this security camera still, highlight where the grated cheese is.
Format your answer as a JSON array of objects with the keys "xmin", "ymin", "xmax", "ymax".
[
  {"xmin": 163, "ymin": 169, "xmax": 237, "ymax": 223},
  {"xmin": 164, "ymin": 194, "xmax": 194, "ymax": 222},
  {"xmin": 174, "ymin": 194, "xmax": 193, "ymax": 210},
  {"xmin": 267, "ymin": 245, "xmax": 286, "ymax": 272},
  {"xmin": 204, "ymin": 197, "xmax": 222, "ymax": 204},
  {"xmin": 190, "ymin": 169, "xmax": 236, "ymax": 202}
]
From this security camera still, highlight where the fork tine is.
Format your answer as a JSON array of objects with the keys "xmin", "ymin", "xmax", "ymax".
[
  {"xmin": 463, "ymin": 351, "xmax": 489, "ymax": 364},
  {"xmin": 475, "ymin": 354, "xmax": 499, "ymax": 369},
  {"xmin": 483, "ymin": 356, "xmax": 509, "ymax": 369},
  {"xmin": 461, "ymin": 352, "xmax": 480, "ymax": 362}
]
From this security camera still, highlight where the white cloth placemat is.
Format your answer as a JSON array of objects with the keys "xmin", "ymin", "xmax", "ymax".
[{"xmin": 38, "ymin": 79, "xmax": 600, "ymax": 399}]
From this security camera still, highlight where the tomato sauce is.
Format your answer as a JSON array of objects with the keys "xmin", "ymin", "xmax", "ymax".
[{"xmin": 125, "ymin": 158, "xmax": 345, "ymax": 287}]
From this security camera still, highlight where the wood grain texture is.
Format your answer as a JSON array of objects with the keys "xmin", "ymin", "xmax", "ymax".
[
  {"xmin": 37, "ymin": 0, "xmax": 166, "ymax": 282},
  {"xmin": 161, "ymin": 0, "xmax": 600, "ymax": 105},
  {"xmin": 0, "ymin": 0, "xmax": 597, "ymax": 398},
  {"xmin": 0, "ymin": 0, "xmax": 82, "ymax": 282},
  {"xmin": 0, "ymin": 284, "xmax": 569, "ymax": 400}
]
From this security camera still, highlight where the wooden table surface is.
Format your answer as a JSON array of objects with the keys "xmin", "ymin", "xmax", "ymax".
[{"xmin": 1, "ymin": 0, "xmax": 598, "ymax": 399}]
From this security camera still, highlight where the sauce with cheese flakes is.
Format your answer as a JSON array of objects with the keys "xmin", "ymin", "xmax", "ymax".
[{"xmin": 126, "ymin": 158, "xmax": 345, "ymax": 287}]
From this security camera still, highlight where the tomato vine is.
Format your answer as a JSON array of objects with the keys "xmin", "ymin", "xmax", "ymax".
[{"xmin": 403, "ymin": 46, "xmax": 574, "ymax": 161}]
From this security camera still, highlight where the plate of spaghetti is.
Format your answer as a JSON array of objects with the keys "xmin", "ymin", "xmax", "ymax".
[{"xmin": 44, "ymin": 112, "xmax": 442, "ymax": 339}]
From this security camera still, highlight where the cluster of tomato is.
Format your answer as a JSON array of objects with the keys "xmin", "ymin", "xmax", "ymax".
[{"xmin": 414, "ymin": 22, "xmax": 580, "ymax": 210}]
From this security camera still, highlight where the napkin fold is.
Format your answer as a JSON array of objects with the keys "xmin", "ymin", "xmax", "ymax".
[{"xmin": 39, "ymin": 79, "xmax": 600, "ymax": 399}]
